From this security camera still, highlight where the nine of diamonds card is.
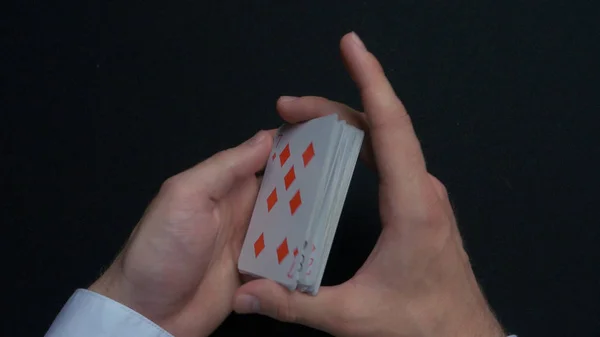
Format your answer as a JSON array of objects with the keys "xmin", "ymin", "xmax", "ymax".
[{"xmin": 238, "ymin": 114, "xmax": 364, "ymax": 294}]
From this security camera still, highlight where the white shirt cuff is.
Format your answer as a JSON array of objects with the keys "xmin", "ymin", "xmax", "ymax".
[{"xmin": 45, "ymin": 289, "xmax": 173, "ymax": 337}]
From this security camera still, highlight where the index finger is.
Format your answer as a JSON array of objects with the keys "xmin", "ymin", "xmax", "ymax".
[
  {"xmin": 340, "ymin": 32, "xmax": 428, "ymax": 193},
  {"xmin": 172, "ymin": 130, "xmax": 273, "ymax": 200}
]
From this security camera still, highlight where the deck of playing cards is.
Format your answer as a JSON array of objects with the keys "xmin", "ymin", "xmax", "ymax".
[{"xmin": 238, "ymin": 114, "xmax": 364, "ymax": 295}]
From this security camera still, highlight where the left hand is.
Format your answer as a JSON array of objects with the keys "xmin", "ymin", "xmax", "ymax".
[{"xmin": 89, "ymin": 130, "xmax": 273, "ymax": 337}]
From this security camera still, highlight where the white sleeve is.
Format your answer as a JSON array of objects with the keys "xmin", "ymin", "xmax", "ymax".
[{"xmin": 45, "ymin": 289, "xmax": 173, "ymax": 337}]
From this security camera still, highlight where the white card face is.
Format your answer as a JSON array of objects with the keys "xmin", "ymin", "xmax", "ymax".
[
  {"xmin": 238, "ymin": 115, "xmax": 339, "ymax": 288},
  {"xmin": 299, "ymin": 123, "xmax": 364, "ymax": 293},
  {"xmin": 299, "ymin": 124, "xmax": 349, "ymax": 282}
]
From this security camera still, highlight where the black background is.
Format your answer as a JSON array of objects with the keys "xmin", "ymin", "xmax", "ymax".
[{"xmin": 3, "ymin": 1, "xmax": 599, "ymax": 336}]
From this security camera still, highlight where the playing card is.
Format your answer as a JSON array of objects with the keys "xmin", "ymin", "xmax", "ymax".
[
  {"xmin": 310, "ymin": 129, "xmax": 364, "ymax": 293},
  {"xmin": 238, "ymin": 114, "xmax": 363, "ymax": 294},
  {"xmin": 298, "ymin": 122, "xmax": 364, "ymax": 294},
  {"xmin": 238, "ymin": 115, "xmax": 339, "ymax": 289},
  {"xmin": 298, "ymin": 126, "xmax": 349, "ymax": 280}
]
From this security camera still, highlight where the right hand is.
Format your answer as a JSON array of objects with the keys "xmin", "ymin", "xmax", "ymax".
[{"xmin": 233, "ymin": 32, "xmax": 505, "ymax": 337}]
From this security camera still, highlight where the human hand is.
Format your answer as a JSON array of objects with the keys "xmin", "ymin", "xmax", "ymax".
[
  {"xmin": 89, "ymin": 131, "xmax": 273, "ymax": 337},
  {"xmin": 233, "ymin": 33, "xmax": 505, "ymax": 337}
]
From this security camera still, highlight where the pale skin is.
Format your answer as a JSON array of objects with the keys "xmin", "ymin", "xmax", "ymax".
[{"xmin": 90, "ymin": 32, "xmax": 506, "ymax": 337}]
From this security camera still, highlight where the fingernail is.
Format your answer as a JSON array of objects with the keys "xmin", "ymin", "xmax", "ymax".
[
  {"xmin": 234, "ymin": 294, "xmax": 261, "ymax": 314},
  {"xmin": 279, "ymin": 96, "xmax": 298, "ymax": 103},
  {"xmin": 246, "ymin": 131, "xmax": 266, "ymax": 146},
  {"xmin": 350, "ymin": 32, "xmax": 366, "ymax": 51}
]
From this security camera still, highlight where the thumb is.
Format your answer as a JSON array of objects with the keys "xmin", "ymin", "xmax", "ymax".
[
  {"xmin": 182, "ymin": 130, "xmax": 273, "ymax": 199},
  {"xmin": 233, "ymin": 279, "xmax": 343, "ymax": 332}
]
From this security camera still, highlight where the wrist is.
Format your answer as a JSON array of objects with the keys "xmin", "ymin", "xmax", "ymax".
[
  {"xmin": 89, "ymin": 264, "xmax": 130, "ymax": 308},
  {"xmin": 88, "ymin": 264, "xmax": 216, "ymax": 337},
  {"xmin": 88, "ymin": 259, "xmax": 152, "ymax": 321},
  {"xmin": 89, "ymin": 265, "xmax": 173, "ymax": 330}
]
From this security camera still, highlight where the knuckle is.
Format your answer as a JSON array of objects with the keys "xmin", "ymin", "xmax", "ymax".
[
  {"xmin": 160, "ymin": 174, "xmax": 191, "ymax": 199},
  {"xmin": 435, "ymin": 182, "xmax": 449, "ymax": 200},
  {"xmin": 406, "ymin": 180, "xmax": 451, "ymax": 226},
  {"xmin": 429, "ymin": 174, "xmax": 449, "ymax": 199},
  {"xmin": 161, "ymin": 175, "xmax": 181, "ymax": 193},
  {"xmin": 306, "ymin": 96, "xmax": 340, "ymax": 116},
  {"xmin": 158, "ymin": 175, "xmax": 203, "ymax": 222},
  {"xmin": 209, "ymin": 149, "xmax": 238, "ymax": 175},
  {"xmin": 410, "ymin": 202, "xmax": 448, "ymax": 228},
  {"xmin": 307, "ymin": 96, "xmax": 330, "ymax": 104},
  {"xmin": 367, "ymin": 103, "xmax": 413, "ymax": 132},
  {"xmin": 207, "ymin": 150, "xmax": 227, "ymax": 166}
]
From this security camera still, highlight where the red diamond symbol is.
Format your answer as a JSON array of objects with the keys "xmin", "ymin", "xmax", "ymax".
[
  {"xmin": 284, "ymin": 166, "xmax": 296, "ymax": 190},
  {"xmin": 289, "ymin": 190, "xmax": 302, "ymax": 215},
  {"xmin": 254, "ymin": 233, "xmax": 265, "ymax": 257},
  {"xmin": 293, "ymin": 247, "xmax": 299, "ymax": 257},
  {"xmin": 267, "ymin": 188, "xmax": 278, "ymax": 212},
  {"xmin": 277, "ymin": 238, "xmax": 290, "ymax": 264},
  {"xmin": 302, "ymin": 142, "xmax": 315, "ymax": 167},
  {"xmin": 279, "ymin": 144, "xmax": 290, "ymax": 167},
  {"xmin": 271, "ymin": 152, "xmax": 276, "ymax": 161}
]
